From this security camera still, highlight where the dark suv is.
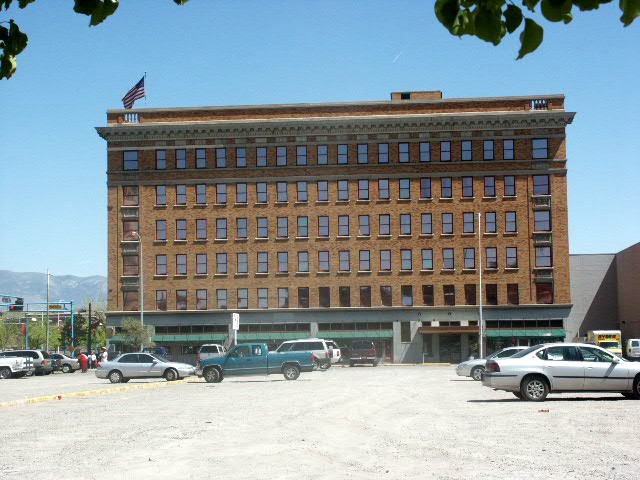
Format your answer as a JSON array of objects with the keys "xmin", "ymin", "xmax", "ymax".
[{"xmin": 349, "ymin": 340, "xmax": 377, "ymax": 367}]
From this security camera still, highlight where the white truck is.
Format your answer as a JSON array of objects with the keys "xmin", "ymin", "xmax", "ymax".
[{"xmin": 0, "ymin": 355, "xmax": 34, "ymax": 379}]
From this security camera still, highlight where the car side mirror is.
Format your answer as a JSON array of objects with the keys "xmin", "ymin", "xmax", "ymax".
[{"xmin": 612, "ymin": 356, "xmax": 620, "ymax": 364}]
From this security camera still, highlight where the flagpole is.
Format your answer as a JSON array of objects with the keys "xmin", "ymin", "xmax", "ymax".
[{"xmin": 144, "ymin": 72, "xmax": 147, "ymax": 104}]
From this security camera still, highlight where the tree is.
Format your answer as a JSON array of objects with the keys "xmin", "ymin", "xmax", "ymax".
[
  {"xmin": 0, "ymin": 317, "xmax": 20, "ymax": 349},
  {"xmin": 120, "ymin": 317, "xmax": 154, "ymax": 352}
]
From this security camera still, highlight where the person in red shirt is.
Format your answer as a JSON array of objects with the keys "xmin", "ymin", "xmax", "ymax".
[{"xmin": 77, "ymin": 352, "xmax": 88, "ymax": 373}]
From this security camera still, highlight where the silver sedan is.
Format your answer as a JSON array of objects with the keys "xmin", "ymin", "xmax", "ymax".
[
  {"xmin": 95, "ymin": 353, "xmax": 196, "ymax": 383},
  {"xmin": 456, "ymin": 346, "xmax": 528, "ymax": 381},
  {"xmin": 482, "ymin": 342, "xmax": 640, "ymax": 401}
]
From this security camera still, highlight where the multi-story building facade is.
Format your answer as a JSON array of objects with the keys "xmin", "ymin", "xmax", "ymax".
[{"xmin": 97, "ymin": 91, "xmax": 574, "ymax": 363}]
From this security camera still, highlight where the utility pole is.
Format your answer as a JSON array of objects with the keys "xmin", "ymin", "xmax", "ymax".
[
  {"xmin": 478, "ymin": 212, "xmax": 484, "ymax": 358},
  {"xmin": 46, "ymin": 269, "xmax": 50, "ymax": 351},
  {"xmin": 87, "ymin": 302, "xmax": 92, "ymax": 355}
]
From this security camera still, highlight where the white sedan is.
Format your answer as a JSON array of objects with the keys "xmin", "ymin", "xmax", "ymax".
[{"xmin": 482, "ymin": 343, "xmax": 640, "ymax": 401}]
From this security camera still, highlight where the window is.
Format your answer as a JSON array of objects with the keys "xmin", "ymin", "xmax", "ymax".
[
  {"xmin": 440, "ymin": 141, "xmax": 451, "ymax": 161},
  {"xmin": 257, "ymin": 217, "xmax": 268, "ymax": 238},
  {"xmin": 399, "ymin": 179, "xmax": 411, "ymax": 199},
  {"xmin": 258, "ymin": 288, "xmax": 268, "ymax": 309},
  {"xmin": 360, "ymin": 286, "xmax": 371, "ymax": 307},
  {"xmin": 401, "ymin": 286, "xmax": 413, "ymax": 306},
  {"xmin": 195, "ymin": 219, "xmax": 207, "ymax": 240},
  {"xmin": 277, "ymin": 217, "xmax": 288, "ymax": 238},
  {"xmin": 534, "ymin": 211, "xmax": 551, "ymax": 231},
  {"xmin": 256, "ymin": 147, "xmax": 267, "ymax": 167},
  {"xmin": 338, "ymin": 215, "xmax": 350, "ymax": 237},
  {"xmin": 156, "ymin": 290, "xmax": 167, "ymax": 311},
  {"xmin": 277, "ymin": 288, "xmax": 289, "ymax": 308},
  {"xmin": 296, "ymin": 181, "xmax": 308, "ymax": 202},
  {"xmin": 479, "ymin": 214, "xmax": 495, "ymax": 237},
  {"xmin": 236, "ymin": 253, "xmax": 248, "ymax": 274},
  {"xmin": 533, "ymin": 175, "xmax": 550, "ymax": 195},
  {"xmin": 216, "ymin": 253, "xmax": 227, "ymax": 274},
  {"xmin": 296, "ymin": 146, "xmax": 307, "ymax": 166},
  {"xmin": 507, "ymin": 284, "xmax": 519, "ymax": 305},
  {"xmin": 277, "ymin": 252, "xmax": 288, "ymax": 273},
  {"xmin": 419, "ymin": 214, "xmax": 432, "ymax": 236},
  {"xmin": 337, "ymin": 180, "xmax": 349, "ymax": 201},
  {"xmin": 297, "ymin": 251, "xmax": 309, "ymax": 272},
  {"xmin": 318, "ymin": 216, "xmax": 329, "ymax": 237},
  {"xmin": 535, "ymin": 247, "xmax": 552, "ymax": 267},
  {"xmin": 156, "ymin": 255, "xmax": 167, "ymax": 276},
  {"xmin": 123, "ymin": 220, "xmax": 138, "ymax": 241},
  {"xmin": 339, "ymin": 286, "xmax": 351, "ymax": 307},
  {"xmin": 256, "ymin": 182, "xmax": 268, "ymax": 203},
  {"xmin": 297, "ymin": 216, "xmax": 309, "ymax": 238},
  {"xmin": 176, "ymin": 149, "xmax": 186, "ymax": 169},
  {"xmin": 236, "ymin": 183, "xmax": 247, "ymax": 204},
  {"xmin": 358, "ymin": 180, "xmax": 369, "ymax": 200},
  {"xmin": 156, "ymin": 220, "xmax": 167, "ymax": 241},
  {"xmin": 176, "ymin": 254, "xmax": 187, "ymax": 275},
  {"xmin": 461, "ymin": 177, "xmax": 474, "ymax": 198},
  {"xmin": 420, "ymin": 142, "xmax": 430, "ymax": 162},
  {"xmin": 176, "ymin": 219, "xmax": 187, "ymax": 240},
  {"xmin": 380, "ymin": 250, "xmax": 391, "ymax": 271},
  {"xmin": 400, "ymin": 214, "xmax": 411, "ymax": 235},
  {"xmin": 359, "ymin": 250, "xmax": 371, "ymax": 271},
  {"xmin": 442, "ymin": 213, "xmax": 453, "ymax": 234},
  {"xmin": 196, "ymin": 149, "xmax": 206, "ymax": 169},
  {"xmin": 196, "ymin": 254, "xmax": 207, "ymax": 275},
  {"xmin": 214, "ymin": 289, "xmax": 227, "ymax": 309},
  {"xmin": 123, "ymin": 151, "xmax": 138, "ymax": 170},
  {"xmin": 422, "ymin": 285, "xmax": 434, "ymax": 306},
  {"xmin": 378, "ymin": 179, "xmax": 390, "ymax": 200},
  {"xmin": 380, "ymin": 286, "xmax": 392, "ymax": 306},
  {"xmin": 175, "ymin": 185, "xmax": 187, "ymax": 205},
  {"xmin": 216, "ymin": 184, "xmax": 227, "ymax": 204},
  {"xmin": 317, "ymin": 181, "xmax": 328, "ymax": 202},
  {"xmin": 195, "ymin": 184, "xmax": 206, "ymax": 204},
  {"xmin": 401, "ymin": 249, "xmax": 412, "ymax": 271},
  {"xmin": 123, "ymin": 186, "xmax": 138, "ymax": 206},
  {"xmin": 318, "ymin": 251, "xmax": 330, "ymax": 272},
  {"xmin": 237, "ymin": 288, "xmax": 248, "ymax": 309},
  {"xmin": 236, "ymin": 147, "xmax": 246, "ymax": 168},
  {"xmin": 123, "ymin": 255, "xmax": 138, "ymax": 276},
  {"xmin": 503, "ymin": 140, "xmax": 514, "ymax": 160},
  {"xmin": 276, "ymin": 182, "xmax": 288, "ymax": 203},
  {"xmin": 215, "ymin": 218, "xmax": 227, "ymax": 240},
  {"xmin": 464, "ymin": 248, "xmax": 475, "ymax": 269},
  {"xmin": 176, "ymin": 290, "xmax": 187, "ymax": 310},
  {"xmin": 298, "ymin": 287, "xmax": 309, "ymax": 308},
  {"xmin": 505, "ymin": 212, "xmax": 517, "ymax": 233},
  {"xmin": 443, "ymin": 248, "xmax": 454, "ymax": 270},
  {"xmin": 214, "ymin": 148, "xmax": 226, "ymax": 168},
  {"xmin": 421, "ymin": 249, "xmax": 433, "ymax": 270},
  {"xmin": 420, "ymin": 178, "xmax": 431, "ymax": 199},
  {"xmin": 257, "ymin": 252, "xmax": 269, "ymax": 273},
  {"xmin": 317, "ymin": 145, "xmax": 328, "ymax": 165},
  {"xmin": 357, "ymin": 144, "xmax": 368, "ymax": 164},
  {"xmin": 155, "ymin": 150, "xmax": 166, "ymax": 170},
  {"xmin": 359, "ymin": 215, "xmax": 370, "ymax": 236},
  {"xmin": 484, "ymin": 176, "xmax": 496, "ymax": 197},
  {"xmin": 536, "ymin": 283, "xmax": 553, "ymax": 304},
  {"xmin": 379, "ymin": 214, "xmax": 390, "ymax": 235},
  {"xmin": 486, "ymin": 247, "xmax": 498, "ymax": 269},
  {"xmin": 486, "ymin": 284, "xmax": 498, "ymax": 305},
  {"xmin": 337, "ymin": 144, "xmax": 348, "ymax": 164},
  {"xmin": 462, "ymin": 140, "xmax": 472, "ymax": 161},
  {"xmin": 506, "ymin": 247, "xmax": 518, "ymax": 268},
  {"xmin": 399, "ymin": 143, "xmax": 410, "ymax": 163},
  {"xmin": 378, "ymin": 143, "xmax": 389, "ymax": 163},
  {"xmin": 532, "ymin": 139, "xmax": 548, "ymax": 159},
  {"xmin": 339, "ymin": 251, "xmax": 350, "ymax": 271},
  {"xmin": 155, "ymin": 185, "xmax": 166, "ymax": 205},
  {"xmin": 504, "ymin": 176, "xmax": 516, "ymax": 196},
  {"xmin": 236, "ymin": 218, "xmax": 248, "ymax": 239},
  {"xmin": 441, "ymin": 177, "xmax": 452, "ymax": 198},
  {"xmin": 319, "ymin": 287, "xmax": 331, "ymax": 307},
  {"xmin": 483, "ymin": 140, "xmax": 494, "ymax": 161},
  {"xmin": 443, "ymin": 285, "xmax": 455, "ymax": 306},
  {"xmin": 463, "ymin": 212, "xmax": 475, "ymax": 234},
  {"xmin": 464, "ymin": 284, "xmax": 476, "ymax": 305}
]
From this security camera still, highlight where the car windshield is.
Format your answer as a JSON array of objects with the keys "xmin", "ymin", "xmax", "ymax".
[{"xmin": 510, "ymin": 345, "xmax": 542, "ymax": 358}]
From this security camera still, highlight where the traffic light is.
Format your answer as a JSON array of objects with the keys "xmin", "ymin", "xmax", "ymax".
[{"xmin": 9, "ymin": 297, "xmax": 23, "ymax": 311}]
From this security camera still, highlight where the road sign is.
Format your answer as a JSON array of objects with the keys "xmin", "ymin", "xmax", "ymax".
[{"xmin": 232, "ymin": 312, "xmax": 240, "ymax": 331}]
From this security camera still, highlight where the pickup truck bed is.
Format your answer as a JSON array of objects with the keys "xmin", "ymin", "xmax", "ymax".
[{"xmin": 0, "ymin": 356, "xmax": 35, "ymax": 379}]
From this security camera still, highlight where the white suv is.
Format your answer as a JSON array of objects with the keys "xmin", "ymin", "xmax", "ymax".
[
  {"xmin": 276, "ymin": 339, "xmax": 331, "ymax": 370},
  {"xmin": 324, "ymin": 340, "xmax": 342, "ymax": 364},
  {"xmin": 197, "ymin": 344, "xmax": 227, "ymax": 366}
]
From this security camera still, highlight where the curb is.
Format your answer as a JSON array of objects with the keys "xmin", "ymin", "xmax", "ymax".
[{"xmin": 0, "ymin": 378, "xmax": 188, "ymax": 409}]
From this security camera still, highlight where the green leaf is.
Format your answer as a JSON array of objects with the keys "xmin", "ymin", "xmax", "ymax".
[
  {"xmin": 0, "ymin": 53, "xmax": 17, "ymax": 79},
  {"xmin": 517, "ymin": 18, "xmax": 544, "ymax": 59},
  {"xmin": 173, "ymin": 0, "xmax": 190, "ymax": 4},
  {"xmin": 435, "ymin": 0, "xmax": 461, "ymax": 31},
  {"xmin": 5, "ymin": 20, "xmax": 28, "ymax": 55},
  {"xmin": 620, "ymin": 0, "xmax": 640, "ymax": 25},
  {"xmin": 523, "ymin": 0, "xmax": 542, "ymax": 12},
  {"xmin": 573, "ymin": 0, "xmax": 611, "ymax": 10},
  {"xmin": 18, "ymin": 0, "xmax": 36, "ymax": 8},
  {"xmin": 541, "ymin": 0, "xmax": 573, "ymax": 22},
  {"xmin": 73, "ymin": 0, "xmax": 119, "ymax": 26},
  {"xmin": 474, "ymin": 6, "xmax": 506, "ymax": 44},
  {"xmin": 0, "ymin": 0, "xmax": 13, "ymax": 12},
  {"xmin": 504, "ymin": 4, "xmax": 524, "ymax": 33}
]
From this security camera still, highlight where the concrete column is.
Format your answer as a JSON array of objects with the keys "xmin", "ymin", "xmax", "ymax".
[
  {"xmin": 461, "ymin": 333, "xmax": 470, "ymax": 361},
  {"xmin": 432, "ymin": 334, "xmax": 440, "ymax": 363},
  {"xmin": 310, "ymin": 322, "xmax": 319, "ymax": 337}
]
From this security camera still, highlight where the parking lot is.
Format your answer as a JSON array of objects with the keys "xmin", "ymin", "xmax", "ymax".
[{"xmin": 1, "ymin": 366, "xmax": 638, "ymax": 479}]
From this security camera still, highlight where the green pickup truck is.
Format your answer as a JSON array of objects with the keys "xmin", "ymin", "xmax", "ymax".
[{"xmin": 196, "ymin": 343, "xmax": 315, "ymax": 383}]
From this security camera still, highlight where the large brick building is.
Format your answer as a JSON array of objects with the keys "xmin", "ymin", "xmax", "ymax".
[{"xmin": 97, "ymin": 90, "xmax": 574, "ymax": 363}]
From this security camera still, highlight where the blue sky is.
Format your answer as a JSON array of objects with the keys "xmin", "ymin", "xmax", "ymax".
[{"xmin": 1, "ymin": 0, "xmax": 639, "ymax": 277}]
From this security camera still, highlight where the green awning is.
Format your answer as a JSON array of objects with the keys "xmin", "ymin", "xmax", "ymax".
[
  {"xmin": 318, "ymin": 330, "xmax": 394, "ymax": 339},
  {"xmin": 237, "ymin": 332, "xmax": 310, "ymax": 341},
  {"xmin": 109, "ymin": 334, "xmax": 227, "ymax": 344},
  {"xmin": 486, "ymin": 329, "xmax": 565, "ymax": 338}
]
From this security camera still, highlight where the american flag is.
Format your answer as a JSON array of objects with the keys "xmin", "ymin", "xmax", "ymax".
[{"xmin": 122, "ymin": 76, "xmax": 145, "ymax": 109}]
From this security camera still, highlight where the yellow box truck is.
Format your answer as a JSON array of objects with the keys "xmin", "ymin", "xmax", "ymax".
[{"xmin": 587, "ymin": 330, "xmax": 623, "ymax": 357}]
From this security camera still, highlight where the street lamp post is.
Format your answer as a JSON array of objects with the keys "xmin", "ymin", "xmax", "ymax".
[
  {"xmin": 46, "ymin": 269, "xmax": 50, "ymax": 351},
  {"xmin": 478, "ymin": 212, "xmax": 484, "ymax": 358},
  {"xmin": 133, "ymin": 231, "xmax": 144, "ymax": 351}
]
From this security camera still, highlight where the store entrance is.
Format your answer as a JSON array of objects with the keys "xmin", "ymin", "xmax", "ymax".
[{"xmin": 439, "ymin": 334, "xmax": 462, "ymax": 364}]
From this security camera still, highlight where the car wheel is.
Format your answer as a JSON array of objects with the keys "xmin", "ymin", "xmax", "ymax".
[
  {"xmin": 621, "ymin": 392, "xmax": 634, "ymax": 399},
  {"xmin": 108, "ymin": 370, "xmax": 123, "ymax": 384},
  {"xmin": 312, "ymin": 360, "xmax": 320, "ymax": 371},
  {"xmin": 62, "ymin": 364, "xmax": 72, "ymax": 374},
  {"xmin": 164, "ymin": 368, "xmax": 178, "ymax": 382},
  {"xmin": 471, "ymin": 366, "xmax": 485, "ymax": 381},
  {"xmin": 632, "ymin": 376, "xmax": 640, "ymax": 400},
  {"xmin": 319, "ymin": 361, "xmax": 330, "ymax": 371},
  {"xmin": 512, "ymin": 392, "xmax": 523, "ymax": 399},
  {"xmin": 521, "ymin": 375, "xmax": 549, "ymax": 402},
  {"xmin": 203, "ymin": 367, "xmax": 221, "ymax": 383},
  {"xmin": 349, "ymin": 361, "xmax": 355, "ymax": 367},
  {"xmin": 0, "ymin": 367, "xmax": 11, "ymax": 379},
  {"xmin": 283, "ymin": 365, "xmax": 300, "ymax": 381}
]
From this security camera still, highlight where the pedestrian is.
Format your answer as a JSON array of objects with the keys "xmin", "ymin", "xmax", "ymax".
[
  {"xmin": 78, "ymin": 351, "xmax": 88, "ymax": 373},
  {"xmin": 100, "ymin": 347, "xmax": 108, "ymax": 364},
  {"xmin": 89, "ymin": 352, "xmax": 97, "ymax": 369}
]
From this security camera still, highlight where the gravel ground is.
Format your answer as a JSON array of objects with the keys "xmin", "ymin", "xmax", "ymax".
[{"xmin": 1, "ymin": 366, "xmax": 638, "ymax": 480}]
